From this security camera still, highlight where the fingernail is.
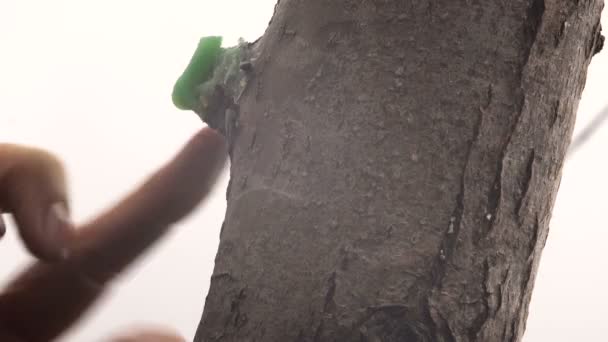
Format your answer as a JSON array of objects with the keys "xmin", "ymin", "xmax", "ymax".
[{"xmin": 45, "ymin": 202, "xmax": 73, "ymax": 259}]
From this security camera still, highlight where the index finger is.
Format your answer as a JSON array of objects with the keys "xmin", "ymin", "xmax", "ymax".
[
  {"xmin": 73, "ymin": 126, "xmax": 228, "ymax": 282},
  {"xmin": 0, "ymin": 127, "xmax": 227, "ymax": 342}
]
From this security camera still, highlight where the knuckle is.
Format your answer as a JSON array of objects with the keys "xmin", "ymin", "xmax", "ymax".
[{"xmin": 2, "ymin": 144, "xmax": 65, "ymax": 183}]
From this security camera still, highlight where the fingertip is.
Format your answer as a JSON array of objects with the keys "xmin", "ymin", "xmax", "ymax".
[
  {"xmin": 169, "ymin": 126, "xmax": 227, "ymax": 183},
  {"xmin": 146, "ymin": 126, "xmax": 227, "ymax": 223},
  {"xmin": 189, "ymin": 126, "xmax": 228, "ymax": 160},
  {"xmin": 108, "ymin": 326, "xmax": 186, "ymax": 342},
  {"xmin": 63, "ymin": 125, "xmax": 229, "ymax": 280}
]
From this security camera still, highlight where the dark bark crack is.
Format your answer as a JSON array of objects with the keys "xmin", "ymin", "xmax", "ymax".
[
  {"xmin": 483, "ymin": 259, "xmax": 496, "ymax": 316},
  {"xmin": 435, "ymin": 104, "xmax": 484, "ymax": 285},
  {"xmin": 323, "ymin": 272, "xmax": 337, "ymax": 312},
  {"xmin": 485, "ymin": 92, "xmax": 528, "ymax": 240},
  {"xmin": 527, "ymin": 214, "xmax": 541, "ymax": 262},
  {"xmin": 550, "ymin": 99, "xmax": 561, "ymax": 128},
  {"xmin": 467, "ymin": 260, "xmax": 492, "ymax": 340},
  {"xmin": 496, "ymin": 267, "xmax": 511, "ymax": 316},
  {"xmin": 516, "ymin": 149, "xmax": 536, "ymax": 222},
  {"xmin": 313, "ymin": 321, "xmax": 324, "ymax": 342},
  {"xmin": 223, "ymin": 288, "xmax": 248, "ymax": 333},
  {"xmin": 588, "ymin": 17, "xmax": 605, "ymax": 57},
  {"xmin": 347, "ymin": 304, "xmax": 435, "ymax": 342},
  {"xmin": 524, "ymin": 0, "xmax": 545, "ymax": 59},
  {"xmin": 428, "ymin": 304, "xmax": 457, "ymax": 342}
]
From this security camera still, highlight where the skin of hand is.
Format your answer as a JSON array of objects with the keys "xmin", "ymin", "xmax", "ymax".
[{"xmin": 0, "ymin": 126, "xmax": 227, "ymax": 342}]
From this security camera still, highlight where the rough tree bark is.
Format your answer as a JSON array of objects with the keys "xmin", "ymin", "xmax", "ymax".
[{"xmin": 194, "ymin": 1, "xmax": 604, "ymax": 341}]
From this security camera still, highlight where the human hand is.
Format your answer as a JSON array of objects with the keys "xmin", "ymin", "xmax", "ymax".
[{"xmin": 0, "ymin": 127, "xmax": 227, "ymax": 341}]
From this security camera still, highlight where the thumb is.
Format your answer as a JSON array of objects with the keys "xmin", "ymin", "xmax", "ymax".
[{"xmin": 0, "ymin": 144, "xmax": 74, "ymax": 261}]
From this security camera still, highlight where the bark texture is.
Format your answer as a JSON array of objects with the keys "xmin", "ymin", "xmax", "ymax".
[{"xmin": 195, "ymin": 1, "xmax": 604, "ymax": 341}]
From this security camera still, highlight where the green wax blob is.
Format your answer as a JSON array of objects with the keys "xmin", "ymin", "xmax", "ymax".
[{"xmin": 172, "ymin": 36, "xmax": 223, "ymax": 110}]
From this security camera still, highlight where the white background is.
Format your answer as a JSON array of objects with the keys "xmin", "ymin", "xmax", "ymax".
[{"xmin": 0, "ymin": 2, "xmax": 606, "ymax": 341}]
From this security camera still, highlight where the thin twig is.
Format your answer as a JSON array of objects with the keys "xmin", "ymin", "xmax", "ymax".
[{"xmin": 567, "ymin": 104, "xmax": 608, "ymax": 157}]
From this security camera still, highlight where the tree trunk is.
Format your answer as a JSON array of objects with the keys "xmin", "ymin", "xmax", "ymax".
[{"xmin": 194, "ymin": 1, "xmax": 604, "ymax": 341}]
